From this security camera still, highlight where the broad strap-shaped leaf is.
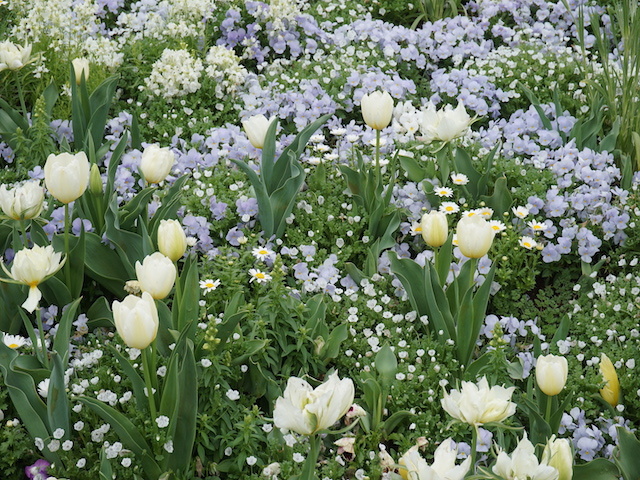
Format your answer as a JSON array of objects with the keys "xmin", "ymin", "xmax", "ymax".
[
  {"xmin": 84, "ymin": 232, "xmax": 129, "ymax": 296},
  {"xmin": 149, "ymin": 175, "xmax": 188, "ymax": 242},
  {"xmin": 52, "ymin": 298, "xmax": 81, "ymax": 364},
  {"xmin": 47, "ymin": 353, "xmax": 70, "ymax": 441}
]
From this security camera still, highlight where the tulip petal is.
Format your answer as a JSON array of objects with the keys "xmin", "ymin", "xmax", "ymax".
[{"xmin": 22, "ymin": 286, "xmax": 42, "ymax": 313}]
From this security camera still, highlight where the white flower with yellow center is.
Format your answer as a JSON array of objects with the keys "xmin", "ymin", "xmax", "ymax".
[
  {"xmin": 461, "ymin": 209, "xmax": 479, "ymax": 217},
  {"xmin": 519, "ymin": 236, "xmax": 537, "ymax": 250},
  {"xmin": 512, "ymin": 206, "xmax": 529, "ymax": 219},
  {"xmin": 477, "ymin": 207, "xmax": 494, "ymax": 218},
  {"xmin": 252, "ymin": 247, "xmax": 275, "ymax": 261},
  {"xmin": 488, "ymin": 220, "xmax": 507, "ymax": 232},
  {"xmin": 2, "ymin": 333, "xmax": 28, "ymax": 349},
  {"xmin": 410, "ymin": 222, "xmax": 423, "ymax": 236},
  {"xmin": 439, "ymin": 202, "xmax": 460, "ymax": 215},
  {"xmin": 249, "ymin": 268, "xmax": 272, "ymax": 284},
  {"xmin": 435, "ymin": 187, "xmax": 454, "ymax": 198},
  {"xmin": 528, "ymin": 220, "xmax": 547, "ymax": 232},
  {"xmin": 451, "ymin": 173, "xmax": 469, "ymax": 185},
  {"xmin": 199, "ymin": 279, "xmax": 221, "ymax": 293}
]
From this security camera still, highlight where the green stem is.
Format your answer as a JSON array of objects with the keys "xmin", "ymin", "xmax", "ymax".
[
  {"xmin": 142, "ymin": 346, "xmax": 158, "ymax": 435},
  {"xmin": 35, "ymin": 308, "xmax": 49, "ymax": 369},
  {"xmin": 300, "ymin": 434, "xmax": 321, "ymax": 480},
  {"xmin": 545, "ymin": 393, "xmax": 553, "ymax": 427},
  {"xmin": 19, "ymin": 219, "xmax": 29, "ymax": 248},
  {"xmin": 15, "ymin": 71, "xmax": 28, "ymax": 120},
  {"xmin": 64, "ymin": 203, "xmax": 72, "ymax": 290},
  {"xmin": 375, "ymin": 130, "xmax": 381, "ymax": 186},
  {"xmin": 470, "ymin": 425, "xmax": 478, "ymax": 474}
]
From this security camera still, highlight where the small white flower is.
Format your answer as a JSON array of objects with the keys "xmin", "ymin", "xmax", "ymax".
[
  {"xmin": 249, "ymin": 268, "xmax": 272, "ymax": 284},
  {"xmin": 451, "ymin": 173, "xmax": 469, "ymax": 185},
  {"xmin": 246, "ymin": 456, "xmax": 257, "ymax": 466},
  {"xmin": 201, "ymin": 358, "xmax": 212, "ymax": 368},
  {"xmin": 439, "ymin": 202, "xmax": 460, "ymax": 215},
  {"xmin": 62, "ymin": 440, "xmax": 73, "ymax": 451},
  {"xmin": 435, "ymin": 186, "xmax": 454, "ymax": 198},
  {"xmin": 527, "ymin": 220, "xmax": 547, "ymax": 232},
  {"xmin": 53, "ymin": 428, "xmax": 65, "ymax": 439},
  {"xmin": 488, "ymin": 220, "xmax": 507, "ymax": 232},
  {"xmin": 164, "ymin": 440, "xmax": 174, "ymax": 453},
  {"xmin": 156, "ymin": 415, "xmax": 170, "ymax": 428},
  {"xmin": 37, "ymin": 379, "xmax": 50, "ymax": 398},
  {"xmin": 252, "ymin": 247, "xmax": 275, "ymax": 261},
  {"xmin": 226, "ymin": 389, "xmax": 240, "ymax": 401},
  {"xmin": 512, "ymin": 206, "xmax": 529, "ymax": 219},
  {"xmin": 199, "ymin": 278, "xmax": 221, "ymax": 293},
  {"xmin": 519, "ymin": 236, "xmax": 537, "ymax": 250},
  {"xmin": 292, "ymin": 452, "xmax": 305, "ymax": 463},
  {"xmin": 2, "ymin": 333, "xmax": 28, "ymax": 349}
]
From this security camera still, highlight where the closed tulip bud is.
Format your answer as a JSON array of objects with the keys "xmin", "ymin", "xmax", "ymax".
[
  {"xmin": 599, "ymin": 353, "xmax": 620, "ymax": 407},
  {"xmin": 241, "ymin": 114, "xmax": 275, "ymax": 149},
  {"xmin": 0, "ymin": 181, "xmax": 45, "ymax": 220},
  {"xmin": 456, "ymin": 215, "xmax": 495, "ymax": 258},
  {"xmin": 0, "ymin": 41, "xmax": 33, "ymax": 72},
  {"xmin": 542, "ymin": 436, "xmax": 573, "ymax": 480},
  {"xmin": 421, "ymin": 210, "xmax": 448, "ymax": 248},
  {"xmin": 361, "ymin": 90, "xmax": 394, "ymax": 130},
  {"xmin": 71, "ymin": 57, "xmax": 90, "ymax": 84},
  {"xmin": 157, "ymin": 219, "xmax": 187, "ymax": 261},
  {"xmin": 89, "ymin": 164, "xmax": 103, "ymax": 195},
  {"xmin": 273, "ymin": 371, "xmax": 355, "ymax": 435},
  {"xmin": 536, "ymin": 354, "xmax": 568, "ymax": 396},
  {"xmin": 140, "ymin": 144, "xmax": 175, "ymax": 184},
  {"xmin": 1, "ymin": 245, "xmax": 65, "ymax": 312},
  {"xmin": 135, "ymin": 252, "xmax": 176, "ymax": 300},
  {"xmin": 44, "ymin": 152, "xmax": 90, "ymax": 204},
  {"xmin": 113, "ymin": 292, "xmax": 159, "ymax": 350}
]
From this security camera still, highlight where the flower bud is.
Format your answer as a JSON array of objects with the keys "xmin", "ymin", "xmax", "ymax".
[
  {"xmin": 420, "ymin": 210, "xmax": 448, "ymax": 248},
  {"xmin": 44, "ymin": 151, "xmax": 90, "ymax": 204},
  {"xmin": 242, "ymin": 114, "xmax": 275, "ymax": 149},
  {"xmin": 361, "ymin": 90, "xmax": 394, "ymax": 130},
  {"xmin": 456, "ymin": 215, "xmax": 495, "ymax": 258},
  {"xmin": 599, "ymin": 353, "xmax": 620, "ymax": 407},
  {"xmin": 536, "ymin": 354, "xmax": 568, "ymax": 396},
  {"xmin": 113, "ymin": 292, "xmax": 159, "ymax": 350},
  {"xmin": 140, "ymin": 144, "xmax": 175, "ymax": 184},
  {"xmin": 89, "ymin": 163, "xmax": 103, "ymax": 195},
  {"xmin": 542, "ymin": 436, "xmax": 573, "ymax": 480},
  {"xmin": 0, "ymin": 181, "xmax": 44, "ymax": 220},
  {"xmin": 135, "ymin": 252, "xmax": 176, "ymax": 300},
  {"xmin": 157, "ymin": 219, "xmax": 187, "ymax": 262},
  {"xmin": 71, "ymin": 57, "xmax": 90, "ymax": 84}
]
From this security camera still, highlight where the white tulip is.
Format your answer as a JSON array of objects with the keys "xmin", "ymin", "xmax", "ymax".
[
  {"xmin": 242, "ymin": 114, "xmax": 275, "ymax": 149},
  {"xmin": 441, "ymin": 376, "xmax": 516, "ymax": 426},
  {"xmin": 0, "ymin": 41, "xmax": 33, "ymax": 72},
  {"xmin": 273, "ymin": 371, "xmax": 355, "ymax": 435},
  {"xmin": 399, "ymin": 438, "xmax": 471, "ymax": 480},
  {"xmin": 157, "ymin": 219, "xmax": 187, "ymax": 262},
  {"xmin": 361, "ymin": 90, "xmax": 394, "ymax": 130},
  {"xmin": 1, "ymin": 245, "xmax": 64, "ymax": 312},
  {"xmin": 0, "ymin": 181, "xmax": 44, "ymax": 220},
  {"xmin": 542, "ymin": 436, "xmax": 573, "ymax": 480},
  {"xmin": 140, "ymin": 144, "xmax": 175, "ymax": 184},
  {"xmin": 44, "ymin": 151, "xmax": 90, "ymax": 204},
  {"xmin": 71, "ymin": 57, "xmax": 90, "ymax": 84},
  {"xmin": 113, "ymin": 292, "xmax": 159, "ymax": 350},
  {"xmin": 135, "ymin": 252, "xmax": 176, "ymax": 300},
  {"xmin": 493, "ymin": 432, "xmax": 559, "ymax": 480},
  {"xmin": 420, "ymin": 101, "xmax": 473, "ymax": 143},
  {"xmin": 456, "ymin": 215, "xmax": 495, "ymax": 258},
  {"xmin": 421, "ymin": 210, "xmax": 448, "ymax": 248},
  {"xmin": 536, "ymin": 354, "xmax": 568, "ymax": 396}
]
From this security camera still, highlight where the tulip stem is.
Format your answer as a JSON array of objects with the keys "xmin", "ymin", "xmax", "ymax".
[
  {"xmin": 15, "ymin": 71, "xmax": 28, "ymax": 120},
  {"xmin": 19, "ymin": 219, "xmax": 29, "ymax": 248},
  {"xmin": 470, "ymin": 425, "xmax": 478, "ymax": 473},
  {"xmin": 545, "ymin": 394, "xmax": 553, "ymax": 427},
  {"xmin": 375, "ymin": 130, "xmax": 381, "ymax": 186},
  {"xmin": 35, "ymin": 308, "xmax": 49, "ymax": 369},
  {"xmin": 300, "ymin": 434, "xmax": 321, "ymax": 480},
  {"xmin": 142, "ymin": 346, "xmax": 158, "ymax": 435},
  {"xmin": 64, "ymin": 203, "xmax": 72, "ymax": 290}
]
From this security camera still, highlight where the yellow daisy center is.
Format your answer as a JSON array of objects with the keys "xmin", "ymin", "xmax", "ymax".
[
  {"xmin": 255, "ymin": 273, "xmax": 265, "ymax": 279},
  {"xmin": 8, "ymin": 343, "xmax": 19, "ymax": 349}
]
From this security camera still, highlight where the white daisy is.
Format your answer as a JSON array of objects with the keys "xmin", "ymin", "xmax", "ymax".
[
  {"xmin": 512, "ymin": 206, "xmax": 529, "ymax": 219},
  {"xmin": 435, "ymin": 186, "xmax": 454, "ymax": 198},
  {"xmin": 410, "ymin": 222, "xmax": 423, "ymax": 236},
  {"xmin": 488, "ymin": 220, "xmax": 507, "ymax": 232},
  {"xmin": 477, "ymin": 207, "xmax": 493, "ymax": 218},
  {"xmin": 519, "ymin": 236, "xmax": 537, "ymax": 250},
  {"xmin": 451, "ymin": 173, "xmax": 469, "ymax": 185},
  {"xmin": 527, "ymin": 220, "xmax": 547, "ymax": 232},
  {"xmin": 439, "ymin": 202, "xmax": 460, "ymax": 214},
  {"xmin": 38, "ymin": 378, "xmax": 50, "ymax": 398},
  {"xmin": 199, "ymin": 279, "xmax": 221, "ymax": 293},
  {"xmin": 2, "ymin": 333, "xmax": 28, "ymax": 349},
  {"xmin": 249, "ymin": 268, "xmax": 272, "ymax": 284},
  {"xmin": 252, "ymin": 247, "xmax": 275, "ymax": 261}
]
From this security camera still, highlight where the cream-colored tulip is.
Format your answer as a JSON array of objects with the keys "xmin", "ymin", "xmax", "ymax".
[
  {"xmin": 456, "ymin": 215, "xmax": 495, "ymax": 258},
  {"xmin": 1, "ymin": 245, "xmax": 64, "ymax": 312},
  {"xmin": 241, "ymin": 114, "xmax": 275, "ymax": 149},
  {"xmin": 0, "ymin": 181, "xmax": 44, "ymax": 220},
  {"xmin": 135, "ymin": 252, "xmax": 176, "ymax": 300},
  {"xmin": 421, "ymin": 210, "xmax": 448, "ymax": 248},
  {"xmin": 44, "ymin": 151, "xmax": 90, "ymax": 204},
  {"xmin": 361, "ymin": 90, "xmax": 394, "ymax": 130},
  {"xmin": 399, "ymin": 439, "xmax": 471, "ymax": 480},
  {"xmin": 441, "ymin": 376, "xmax": 516, "ymax": 426},
  {"xmin": 140, "ymin": 144, "xmax": 175, "ymax": 184},
  {"xmin": 0, "ymin": 41, "xmax": 33, "ymax": 72},
  {"xmin": 113, "ymin": 292, "xmax": 159, "ymax": 350},
  {"xmin": 493, "ymin": 432, "xmax": 559, "ymax": 480},
  {"xmin": 599, "ymin": 353, "xmax": 620, "ymax": 407},
  {"xmin": 71, "ymin": 57, "xmax": 90, "ymax": 84},
  {"xmin": 542, "ymin": 436, "xmax": 573, "ymax": 480},
  {"xmin": 420, "ymin": 101, "xmax": 472, "ymax": 143},
  {"xmin": 536, "ymin": 354, "xmax": 568, "ymax": 396},
  {"xmin": 157, "ymin": 219, "xmax": 187, "ymax": 261},
  {"xmin": 273, "ymin": 372, "xmax": 355, "ymax": 435}
]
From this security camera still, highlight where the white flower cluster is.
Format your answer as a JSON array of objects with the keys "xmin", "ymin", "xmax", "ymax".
[
  {"xmin": 145, "ymin": 49, "xmax": 203, "ymax": 98},
  {"xmin": 257, "ymin": 0, "xmax": 306, "ymax": 31},
  {"xmin": 205, "ymin": 46, "xmax": 248, "ymax": 95}
]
